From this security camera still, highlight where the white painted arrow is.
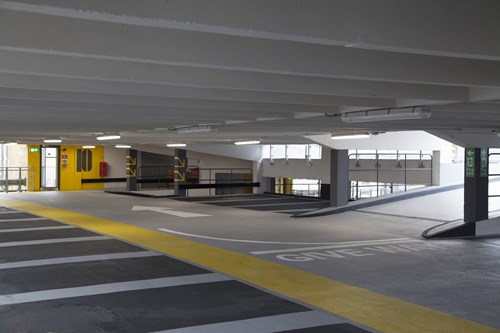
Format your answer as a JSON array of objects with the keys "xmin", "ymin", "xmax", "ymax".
[{"xmin": 132, "ymin": 206, "xmax": 211, "ymax": 218}]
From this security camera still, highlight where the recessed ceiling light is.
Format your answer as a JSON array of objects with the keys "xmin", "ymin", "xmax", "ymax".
[
  {"xmin": 82, "ymin": 145, "xmax": 95, "ymax": 149},
  {"xmin": 331, "ymin": 134, "xmax": 370, "ymax": 140},
  {"xmin": 167, "ymin": 143, "xmax": 187, "ymax": 147},
  {"xmin": 44, "ymin": 139, "xmax": 62, "ymax": 143},
  {"xmin": 234, "ymin": 140, "xmax": 261, "ymax": 145},
  {"xmin": 97, "ymin": 135, "xmax": 121, "ymax": 141},
  {"xmin": 115, "ymin": 144, "xmax": 131, "ymax": 148}
]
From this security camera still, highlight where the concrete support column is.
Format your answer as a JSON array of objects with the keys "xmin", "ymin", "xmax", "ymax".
[
  {"xmin": 252, "ymin": 161, "xmax": 264, "ymax": 194},
  {"xmin": 174, "ymin": 149, "xmax": 187, "ymax": 197},
  {"xmin": 431, "ymin": 150, "xmax": 441, "ymax": 186},
  {"xmin": 330, "ymin": 149, "xmax": 349, "ymax": 207},
  {"xmin": 464, "ymin": 148, "xmax": 489, "ymax": 223},
  {"xmin": 126, "ymin": 149, "xmax": 138, "ymax": 191}
]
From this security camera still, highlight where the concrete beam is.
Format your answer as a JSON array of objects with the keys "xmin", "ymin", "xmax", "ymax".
[
  {"xmin": 1, "ymin": 11, "xmax": 500, "ymax": 87},
  {"xmin": 0, "ymin": 49, "xmax": 467, "ymax": 101},
  {"xmin": 0, "ymin": 73, "xmax": 386, "ymax": 107},
  {"xmin": 2, "ymin": 0, "xmax": 500, "ymax": 60},
  {"xmin": 0, "ymin": 87, "xmax": 338, "ymax": 114}
]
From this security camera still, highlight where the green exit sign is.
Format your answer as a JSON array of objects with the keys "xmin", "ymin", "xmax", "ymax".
[{"xmin": 29, "ymin": 147, "xmax": 39, "ymax": 153}]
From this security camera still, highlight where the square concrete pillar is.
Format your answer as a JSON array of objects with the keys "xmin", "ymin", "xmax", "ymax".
[
  {"xmin": 174, "ymin": 149, "xmax": 187, "ymax": 197},
  {"xmin": 126, "ymin": 149, "xmax": 138, "ymax": 191},
  {"xmin": 330, "ymin": 149, "xmax": 349, "ymax": 207},
  {"xmin": 464, "ymin": 148, "xmax": 489, "ymax": 223}
]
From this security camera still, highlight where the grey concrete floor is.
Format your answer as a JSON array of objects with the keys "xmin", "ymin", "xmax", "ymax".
[{"xmin": 1, "ymin": 189, "xmax": 500, "ymax": 330}]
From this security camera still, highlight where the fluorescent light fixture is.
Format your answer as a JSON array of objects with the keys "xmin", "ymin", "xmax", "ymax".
[
  {"xmin": 167, "ymin": 143, "xmax": 187, "ymax": 147},
  {"xmin": 234, "ymin": 140, "xmax": 261, "ymax": 145},
  {"xmin": 96, "ymin": 134, "xmax": 121, "ymax": 141},
  {"xmin": 331, "ymin": 134, "xmax": 370, "ymax": 140},
  {"xmin": 44, "ymin": 139, "xmax": 62, "ymax": 143},
  {"xmin": 175, "ymin": 125, "xmax": 217, "ymax": 134},
  {"xmin": 82, "ymin": 145, "xmax": 95, "ymax": 149},
  {"xmin": 115, "ymin": 144, "xmax": 131, "ymax": 148},
  {"xmin": 340, "ymin": 106, "xmax": 431, "ymax": 123}
]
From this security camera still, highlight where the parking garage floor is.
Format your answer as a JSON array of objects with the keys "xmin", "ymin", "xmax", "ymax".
[{"xmin": 0, "ymin": 189, "xmax": 499, "ymax": 333}]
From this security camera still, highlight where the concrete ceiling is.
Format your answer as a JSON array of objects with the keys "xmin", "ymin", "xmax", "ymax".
[{"xmin": 0, "ymin": 0, "xmax": 500, "ymax": 148}]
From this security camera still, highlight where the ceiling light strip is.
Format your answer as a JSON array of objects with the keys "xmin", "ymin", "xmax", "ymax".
[
  {"xmin": 96, "ymin": 135, "xmax": 121, "ymax": 141},
  {"xmin": 331, "ymin": 134, "xmax": 370, "ymax": 140},
  {"xmin": 234, "ymin": 140, "xmax": 261, "ymax": 145}
]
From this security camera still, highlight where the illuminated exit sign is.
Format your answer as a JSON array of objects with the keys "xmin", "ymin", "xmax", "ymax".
[{"xmin": 29, "ymin": 147, "xmax": 39, "ymax": 153}]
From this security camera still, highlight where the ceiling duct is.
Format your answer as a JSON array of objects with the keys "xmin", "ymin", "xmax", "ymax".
[{"xmin": 339, "ymin": 106, "xmax": 431, "ymax": 123}]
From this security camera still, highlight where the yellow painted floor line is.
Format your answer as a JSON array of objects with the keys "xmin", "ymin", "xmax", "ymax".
[{"xmin": 1, "ymin": 198, "xmax": 499, "ymax": 333}]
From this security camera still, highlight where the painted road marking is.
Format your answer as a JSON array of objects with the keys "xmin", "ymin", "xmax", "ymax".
[
  {"xmin": 149, "ymin": 310, "xmax": 341, "ymax": 333},
  {"xmin": 0, "ymin": 225, "xmax": 76, "ymax": 233},
  {"xmin": 0, "ymin": 217, "xmax": 47, "ymax": 223},
  {"xmin": 271, "ymin": 243, "xmax": 444, "ymax": 262},
  {"xmin": 159, "ymin": 228, "xmax": 412, "ymax": 246},
  {"xmin": 189, "ymin": 197, "xmax": 287, "ymax": 204},
  {"xmin": 251, "ymin": 238, "xmax": 423, "ymax": 254},
  {"xmin": 0, "ymin": 273, "xmax": 232, "ymax": 306},
  {"xmin": 132, "ymin": 206, "xmax": 211, "ymax": 218},
  {"xmin": 0, "ymin": 236, "xmax": 113, "ymax": 248},
  {"xmin": 0, "ymin": 210, "xmax": 23, "ymax": 215},
  {"xmin": 2, "ymin": 199, "xmax": 499, "ymax": 333},
  {"xmin": 252, "ymin": 239, "xmax": 447, "ymax": 261},
  {"xmin": 233, "ymin": 201, "xmax": 327, "ymax": 208},
  {"xmin": 0, "ymin": 251, "xmax": 160, "ymax": 270}
]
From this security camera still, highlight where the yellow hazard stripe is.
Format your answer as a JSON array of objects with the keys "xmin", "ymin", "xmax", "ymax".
[{"xmin": 1, "ymin": 198, "xmax": 498, "ymax": 333}]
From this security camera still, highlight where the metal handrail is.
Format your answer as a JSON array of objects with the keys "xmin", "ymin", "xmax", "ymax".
[
  {"xmin": 137, "ymin": 165, "xmax": 253, "ymax": 195},
  {"xmin": 488, "ymin": 153, "xmax": 500, "ymax": 198},
  {"xmin": 0, "ymin": 167, "xmax": 33, "ymax": 192},
  {"xmin": 276, "ymin": 182, "xmax": 321, "ymax": 198},
  {"xmin": 348, "ymin": 152, "xmax": 433, "ymax": 198}
]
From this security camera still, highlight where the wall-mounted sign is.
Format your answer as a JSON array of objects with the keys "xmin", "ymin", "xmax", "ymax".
[
  {"xmin": 480, "ymin": 148, "xmax": 488, "ymax": 177},
  {"xmin": 29, "ymin": 147, "xmax": 39, "ymax": 153},
  {"xmin": 465, "ymin": 148, "xmax": 475, "ymax": 177}
]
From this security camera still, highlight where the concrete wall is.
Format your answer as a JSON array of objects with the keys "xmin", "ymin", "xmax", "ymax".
[
  {"xmin": 104, "ymin": 146, "xmax": 127, "ymax": 190},
  {"xmin": 7, "ymin": 144, "xmax": 27, "ymax": 167},
  {"xmin": 186, "ymin": 143, "xmax": 263, "ymax": 162},
  {"xmin": 130, "ymin": 144, "xmax": 254, "ymax": 196},
  {"xmin": 186, "ymin": 150, "xmax": 254, "ymax": 197}
]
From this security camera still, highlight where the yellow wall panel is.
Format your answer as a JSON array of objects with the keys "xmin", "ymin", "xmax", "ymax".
[
  {"xmin": 60, "ymin": 146, "xmax": 81, "ymax": 191},
  {"xmin": 27, "ymin": 145, "xmax": 40, "ymax": 191},
  {"xmin": 29, "ymin": 145, "xmax": 106, "ymax": 192},
  {"xmin": 81, "ymin": 146, "xmax": 105, "ymax": 190}
]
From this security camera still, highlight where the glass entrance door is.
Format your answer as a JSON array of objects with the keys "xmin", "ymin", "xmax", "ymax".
[{"xmin": 41, "ymin": 147, "xmax": 59, "ymax": 190}]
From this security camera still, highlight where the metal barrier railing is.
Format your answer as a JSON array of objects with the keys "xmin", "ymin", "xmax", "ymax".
[
  {"xmin": 137, "ymin": 166, "xmax": 254, "ymax": 196},
  {"xmin": 275, "ymin": 182, "xmax": 321, "ymax": 198},
  {"xmin": 350, "ymin": 181, "xmax": 425, "ymax": 200},
  {"xmin": 348, "ymin": 152, "xmax": 433, "ymax": 199},
  {"xmin": 0, "ymin": 167, "xmax": 33, "ymax": 192},
  {"xmin": 488, "ymin": 152, "xmax": 500, "ymax": 199}
]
